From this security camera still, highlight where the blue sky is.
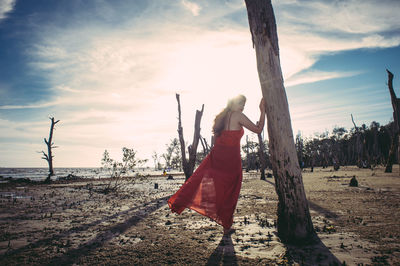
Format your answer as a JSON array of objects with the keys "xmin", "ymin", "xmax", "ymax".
[{"xmin": 0, "ymin": 0, "xmax": 399, "ymax": 167}]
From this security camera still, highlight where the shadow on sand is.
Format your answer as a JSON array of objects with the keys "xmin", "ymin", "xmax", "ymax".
[
  {"xmin": 2, "ymin": 195, "xmax": 170, "ymax": 265},
  {"xmin": 47, "ymin": 195, "xmax": 171, "ymax": 265},
  {"xmin": 206, "ymin": 234, "xmax": 238, "ymax": 266},
  {"xmin": 206, "ymin": 231, "xmax": 342, "ymax": 265},
  {"xmin": 283, "ymin": 237, "xmax": 342, "ymax": 265},
  {"xmin": 256, "ymin": 178, "xmax": 343, "ymax": 265}
]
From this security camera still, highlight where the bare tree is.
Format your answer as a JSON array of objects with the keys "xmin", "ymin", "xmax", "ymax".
[
  {"xmin": 176, "ymin": 93, "xmax": 205, "ymax": 180},
  {"xmin": 385, "ymin": 70, "xmax": 400, "ymax": 174},
  {"xmin": 152, "ymin": 151, "xmax": 161, "ymax": 170},
  {"xmin": 257, "ymin": 132, "xmax": 266, "ymax": 180},
  {"xmin": 41, "ymin": 117, "xmax": 60, "ymax": 183},
  {"xmin": 245, "ymin": 135, "xmax": 250, "ymax": 172},
  {"xmin": 199, "ymin": 134, "xmax": 211, "ymax": 156},
  {"xmin": 245, "ymin": 0, "xmax": 315, "ymax": 243},
  {"xmin": 162, "ymin": 138, "xmax": 181, "ymax": 169},
  {"xmin": 351, "ymin": 114, "xmax": 369, "ymax": 168}
]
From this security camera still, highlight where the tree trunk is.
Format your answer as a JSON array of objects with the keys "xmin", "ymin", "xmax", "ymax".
[
  {"xmin": 258, "ymin": 132, "xmax": 266, "ymax": 180},
  {"xmin": 245, "ymin": 135, "xmax": 250, "ymax": 172},
  {"xmin": 42, "ymin": 117, "xmax": 60, "ymax": 183},
  {"xmin": 245, "ymin": 0, "xmax": 315, "ymax": 244},
  {"xmin": 385, "ymin": 132, "xmax": 398, "ymax": 172},
  {"xmin": 199, "ymin": 135, "xmax": 211, "ymax": 156},
  {"xmin": 351, "ymin": 114, "xmax": 363, "ymax": 167},
  {"xmin": 385, "ymin": 70, "xmax": 400, "ymax": 174},
  {"xmin": 187, "ymin": 104, "xmax": 204, "ymax": 178},
  {"xmin": 176, "ymin": 93, "xmax": 204, "ymax": 180}
]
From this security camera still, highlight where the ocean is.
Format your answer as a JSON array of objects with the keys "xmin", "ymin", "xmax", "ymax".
[{"xmin": 0, "ymin": 167, "xmax": 178, "ymax": 182}]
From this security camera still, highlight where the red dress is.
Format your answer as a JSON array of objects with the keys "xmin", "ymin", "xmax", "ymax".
[{"xmin": 168, "ymin": 128, "xmax": 244, "ymax": 229}]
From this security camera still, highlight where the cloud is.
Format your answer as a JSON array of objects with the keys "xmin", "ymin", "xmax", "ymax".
[
  {"xmin": 0, "ymin": 0, "xmax": 15, "ymax": 21},
  {"xmin": 181, "ymin": 0, "xmax": 201, "ymax": 16},
  {"xmin": 274, "ymin": 0, "xmax": 400, "ymax": 34},
  {"xmin": 0, "ymin": 102, "xmax": 57, "ymax": 110},
  {"xmin": 274, "ymin": 0, "xmax": 400, "ymax": 79},
  {"xmin": 285, "ymin": 70, "xmax": 362, "ymax": 87}
]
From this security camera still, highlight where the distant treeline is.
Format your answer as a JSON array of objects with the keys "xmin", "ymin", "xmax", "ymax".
[{"xmin": 242, "ymin": 120, "xmax": 395, "ymax": 171}]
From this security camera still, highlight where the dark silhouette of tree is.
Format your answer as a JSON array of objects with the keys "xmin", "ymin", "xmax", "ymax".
[
  {"xmin": 385, "ymin": 70, "xmax": 400, "ymax": 174},
  {"xmin": 175, "ymin": 93, "xmax": 205, "ymax": 180},
  {"xmin": 41, "ymin": 117, "xmax": 60, "ymax": 183}
]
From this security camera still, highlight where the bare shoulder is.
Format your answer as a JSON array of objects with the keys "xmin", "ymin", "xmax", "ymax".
[
  {"xmin": 228, "ymin": 111, "xmax": 245, "ymax": 130},
  {"xmin": 231, "ymin": 111, "xmax": 245, "ymax": 121}
]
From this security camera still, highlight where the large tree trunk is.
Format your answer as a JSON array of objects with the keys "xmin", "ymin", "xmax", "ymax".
[
  {"xmin": 385, "ymin": 70, "xmax": 400, "ymax": 174},
  {"xmin": 245, "ymin": 0, "xmax": 315, "ymax": 244},
  {"xmin": 42, "ymin": 117, "xmax": 60, "ymax": 183}
]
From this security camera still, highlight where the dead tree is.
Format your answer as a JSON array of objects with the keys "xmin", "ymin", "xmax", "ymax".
[
  {"xmin": 245, "ymin": 0, "xmax": 315, "ymax": 243},
  {"xmin": 351, "ymin": 114, "xmax": 371, "ymax": 168},
  {"xmin": 245, "ymin": 135, "xmax": 250, "ymax": 172},
  {"xmin": 199, "ymin": 134, "xmax": 211, "ymax": 156},
  {"xmin": 257, "ymin": 132, "xmax": 266, "ymax": 180},
  {"xmin": 176, "ymin": 93, "xmax": 204, "ymax": 180},
  {"xmin": 385, "ymin": 70, "xmax": 400, "ymax": 173},
  {"xmin": 41, "ymin": 117, "xmax": 60, "ymax": 183}
]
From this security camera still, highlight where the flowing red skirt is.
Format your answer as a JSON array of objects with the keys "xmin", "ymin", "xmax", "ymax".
[{"xmin": 168, "ymin": 129, "xmax": 244, "ymax": 229}]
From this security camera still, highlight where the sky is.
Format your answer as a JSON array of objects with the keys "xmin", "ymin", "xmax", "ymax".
[{"xmin": 0, "ymin": 0, "xmax": 399, "ymax": 168}]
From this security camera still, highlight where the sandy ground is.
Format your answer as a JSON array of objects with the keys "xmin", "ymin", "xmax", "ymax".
[{"xmin": 0, "ymin": 165, "xmax": 399, "ymax": 265}]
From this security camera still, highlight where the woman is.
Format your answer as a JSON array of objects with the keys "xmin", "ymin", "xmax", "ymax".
[{"xmin": 168, "ymin": 95, "xmax": 266, "ymax": 235}]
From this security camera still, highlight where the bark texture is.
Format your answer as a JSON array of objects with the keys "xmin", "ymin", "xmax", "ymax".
[{"xmin": 245, "ymin": 0, "xmax": 315, "ymax": 243}]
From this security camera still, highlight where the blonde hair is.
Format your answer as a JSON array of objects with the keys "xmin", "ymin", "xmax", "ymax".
[{"xmin": 212, "ymin": 95, "xmax": 246, "ymax": 136}]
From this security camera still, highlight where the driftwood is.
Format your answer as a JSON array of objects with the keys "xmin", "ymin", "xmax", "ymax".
[
  {"xmin": 245, "ymin": 0, "xmax": 315, "ymax": 243},
  {"xmin": 385, "ymin": 70, "xmax": 400, "ymax": 173},
  {"xmin": 42, "ymin": 117, "xmax": 60, "ymax": 183},
  {"xmin": 176, "ymin": 93, "xmax": 204, "ymax": 180}
]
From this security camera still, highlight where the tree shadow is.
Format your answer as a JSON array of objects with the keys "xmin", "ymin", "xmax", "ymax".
[
  {"xmin": 308, "ymin": 200, "xmax": 339, "ymax": 219},
  {"xmin": 2, "ymin": 195, "xmax": 170, "ymax": 264},
  {"xmin": 47, "ymin": 195, "xmax": 170, "ymax": 264},
  {"xmin": 283, "ymin": 237, "xmax": 342, "ymax": 265},
  {"xmin": 206, "ymin": 234, "xmax": 237, "ymax": 266},
  {"xmin": 260, "ymin": 177, "xmax": 342, "ymax": 265}
]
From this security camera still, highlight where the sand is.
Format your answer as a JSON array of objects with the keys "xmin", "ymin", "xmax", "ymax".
[{"xmin": 0, "ymin": 165, "xmax": 399, "ymax": 265}]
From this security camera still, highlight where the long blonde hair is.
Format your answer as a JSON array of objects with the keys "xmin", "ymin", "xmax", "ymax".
[{"xmin": 212, "ymin": 95, "xmax": 246, "ymax": 136}]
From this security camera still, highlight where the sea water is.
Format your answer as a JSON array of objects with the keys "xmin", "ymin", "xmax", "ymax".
[{"xmin": 0, "ymin": 168, "xmax": 179, "ymax": 182}]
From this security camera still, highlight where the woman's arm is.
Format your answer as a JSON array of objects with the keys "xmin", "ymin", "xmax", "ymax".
[{"xmin": 239, "ymin": 98, "xmax": 266, "ymax": 134}]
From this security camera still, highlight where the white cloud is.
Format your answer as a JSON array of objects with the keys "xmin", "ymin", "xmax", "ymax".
[
  {"xmin": 274, "ymin": 0, "xmax": 400, "ymax": 34},
  {"xmin": 181, "ymin": 0, "xmax": 201, "ymax": 16},
  {"xmin": 274, "ymin": 0, "xmax": 400, "ymax": 79},
  {"xmin": 285, "ymin": 70, "xmax": 362, "ymax": 87},
  {"xmin": 0, "ymin": 0, "xmax": 15, "ymax": 21},
  {"xmin": 0, "ymin": 102, "xmax": 57, "ymax": 109}
]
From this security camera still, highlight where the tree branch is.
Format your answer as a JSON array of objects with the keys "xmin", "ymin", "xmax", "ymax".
[{"xmin": 176, "ymin": 93, "xmax": 188, "ymax": 169}]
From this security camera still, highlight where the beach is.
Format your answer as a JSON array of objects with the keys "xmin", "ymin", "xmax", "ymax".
[{"xmin": 0, "ymin": 165, "xmax": 399, "ymax": 265}]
